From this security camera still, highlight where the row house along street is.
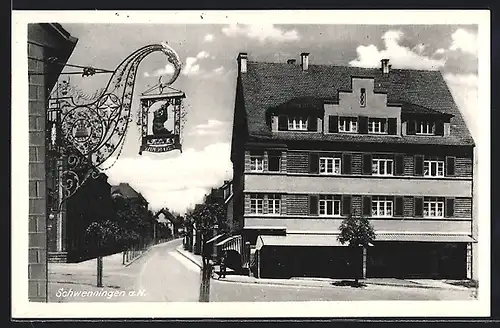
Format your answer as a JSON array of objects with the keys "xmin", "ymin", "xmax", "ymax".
[{"xmin": 23, "ymin": 20, "xmax": 484, "ymax": 309}]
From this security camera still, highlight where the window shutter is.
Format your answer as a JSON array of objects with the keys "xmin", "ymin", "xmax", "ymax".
[
  {"xmin": 342, "ymin": 195, "xmax": 352, "ymax": 216},
  {"xmin": 362, "ymin": 153, "xmax": 372, "ymax": 175},
  {"xmin": 362, "ymin": 196, "xmax": 372, "ymax": 216},
  {"xmin": 414, "ymin": 155, "xmax": 424, "ymax": 176},
  {"xmin": 278, "ymin": 115, "xmax": 288, "ymax": 131},
  {"xmin": 414, "ymin": 197, "xmax": 423, "ymax": 217},
  {"xmin": 309, "ymin": 195, "xmax": 319, "ymax": 216},
  {"xmin": 268, "ymin": 151, "xmax": 281, "ymax": 172},
  {"xmin": 309, "ymin": 153, "xmax": 319, "ymax": 174},
  {"xmin": 388, "ymin": 118, "xmax": 397, "ymax": 135},
  {"xmin": 446, "ymin": 156, "xmax": 455, "ymax": 176},
  {"xmin": 308, "ymin": 116, "xmax": 318, "ymax": 132},
  {"xmin": 394, "ymin": 154, "xmax": 404, "ymax": 176},
  {"xmin": 328, "ymin": 115, "xmax": 338, "ymax": 133},
  {"xmin": 435, "ymin": 120, "xmax": 444, "ymax": 136},
  {"xmin": 358, "ymin": 116, "xmax": 368, "ymax": 134},
  {"xmin": 342, "ymin": 153, "xmax": 352, "ymax": 175},
  {"xmin": 445, "ymin": 198, "xmax": 455, "ymax": 218},
  {"xmin": 407, "ymin": 120, "xmax": 416, "ymax": 135},
  {"xmin": 395, "ymin": 197, "xmax": 404, "ymax": 217}
]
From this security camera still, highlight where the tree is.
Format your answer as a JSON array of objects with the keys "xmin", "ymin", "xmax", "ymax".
[
  {"xmin": 337, "ymin": 215, "xmax": 376, "ymax": 285},
  {"xmin": 85, "ymin": 219, "xmax": 133, "ymax": 287},
  {"xmin": 186, "ymin": 202, "xmax": 227, "ymax": 302},
  {"xmin": 112, "ymin": 196, "xmax": 149, "ymax": 248}
]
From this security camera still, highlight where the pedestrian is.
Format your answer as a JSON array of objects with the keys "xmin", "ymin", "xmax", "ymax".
[{"xmin": 220, "ymin": 251, "xmax": 227, "ymax": 279}]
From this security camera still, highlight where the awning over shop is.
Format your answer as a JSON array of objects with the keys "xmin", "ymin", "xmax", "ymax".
[
  {"xmin": 216, "ymin": 235, "xmax": 243, "ymax": 253},
  {"xmin": 375, "ymin": 233, "xmax": 477, "ymax": 243},
  {"xmin": 205, "ymin": 234, "xmax": 225, "ymax": 245},
  {"xmin": 255, "ymin": 234, "xmax": 347, "ymax": 251}
]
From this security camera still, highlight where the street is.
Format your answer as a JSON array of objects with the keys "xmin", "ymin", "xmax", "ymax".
[{"xmin": 49, "ymin": 239, "xmax": 476, "ymax": 302}]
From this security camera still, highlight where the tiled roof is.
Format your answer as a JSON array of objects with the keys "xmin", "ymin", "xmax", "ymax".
[
  {"xmin": 239, "ymin": 61, "xmax": 474, "ymax": 146},
  {"xmin": 400, "ymin": 101, "xmax": 454, "ymax": 117},
  {"xmin": 111, "ymin": 183, "xmax": 147, "ymax": 202}
]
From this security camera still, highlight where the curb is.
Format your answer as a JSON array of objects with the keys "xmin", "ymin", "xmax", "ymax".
[
  {"xmin": 176, "ymin": 246, "xmax": 203, "ymax": 268},
  {"xmin": 124, "ymin": 238, "xmax": 180, "ymax": 267},
  {"xmin": 174, "ymin": 247, "xmax": 468, "ymax": 291},
  {"xmin": 124, "ymin": 248, "xmax": 151, "ymax": 267}
]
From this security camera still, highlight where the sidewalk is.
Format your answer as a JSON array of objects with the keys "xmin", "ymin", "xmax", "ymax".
[
  {"xmin": 175, "ymin": 246, "xmax": 472, "ymax": 291},
  {"xmin": 48, "ymin": 241, "xmax": 173, "ymax": 302}
]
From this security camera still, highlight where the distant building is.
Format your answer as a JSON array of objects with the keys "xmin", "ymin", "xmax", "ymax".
[
  {"xmin": 28, "ymin": 23, "xmax": 78, "ymax": 301},
  {"xmin": 111, "ymin": 182, "xmax": 149, "ymax": 208},
  {"xmin": 230, "ymin": 52, "xmax": 476, "ymax": 280}
]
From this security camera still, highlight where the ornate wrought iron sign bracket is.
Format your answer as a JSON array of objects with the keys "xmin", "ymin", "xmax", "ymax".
[{"xmin": 47, "ymin": 42, "xmax": 184, "ymax": 209}]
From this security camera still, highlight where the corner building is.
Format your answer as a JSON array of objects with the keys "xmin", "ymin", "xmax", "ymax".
[{"xmin": 230, "ymin": 52, "xmax": 477, "ymax": 280}]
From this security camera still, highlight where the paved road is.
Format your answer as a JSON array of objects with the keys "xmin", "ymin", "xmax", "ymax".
[
  {"xmin": 48, "ymin": 239, "xmax": 475, "ymax": 302},
  {"xmin": 134, "ymin": 239, "xmax": 475, "ymax": 302}
]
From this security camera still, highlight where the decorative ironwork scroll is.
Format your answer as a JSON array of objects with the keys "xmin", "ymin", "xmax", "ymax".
[{"xmin": 47, "ymin": 42, "xmax": 183, "ymax": 208}]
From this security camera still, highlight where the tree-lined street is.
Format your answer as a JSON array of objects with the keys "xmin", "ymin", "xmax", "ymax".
[{"xmin": 49, "ymin": 238, "xmax": 476, "ymax": 302}]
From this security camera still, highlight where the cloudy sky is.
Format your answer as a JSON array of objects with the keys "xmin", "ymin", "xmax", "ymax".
[{"xmin": 59, "ymin": 23, "xmax": 479, "ymax": 214}]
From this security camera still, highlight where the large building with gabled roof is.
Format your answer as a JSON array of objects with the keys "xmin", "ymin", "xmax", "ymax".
[{"xmin": 230, "ymin": 52, "xmax": 477, "ymax": 280}]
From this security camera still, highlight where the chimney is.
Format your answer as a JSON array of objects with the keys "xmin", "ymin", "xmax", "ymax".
[
  {"xmin": 300, "ymin": 52, "xmax": 310, "ymax": 71},
  {"xmin": 287, "ymin": 59, "xmax": 296, "ymax": 65},
  {"xmin": 237, "ymin": 52, "xmax": 248, "ymax": 74},
  {"xmin": 381, "ymin": 58, "xmax": 390, "ymax": 74}
]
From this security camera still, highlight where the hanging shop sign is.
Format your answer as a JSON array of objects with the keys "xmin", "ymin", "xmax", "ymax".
[
  {"xmin": 46, "ymin": 42, "xmax": 185, "ymax": 208},
  {"xmin": 138, "ymin": 80, "xmax": 185, "ymax": 155}
]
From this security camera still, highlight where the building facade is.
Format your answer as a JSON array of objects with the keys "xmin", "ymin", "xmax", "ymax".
[
  {"xmin": 47, "ymin": 173, "xmax": 115, "ymax": 263},
  {"xmin": 28, "ymin": 23, "xmax": 78, "ymax": 301},
  {"xmin": 230, "ymin": 52, "xmax": 477, "ymax": 280}
]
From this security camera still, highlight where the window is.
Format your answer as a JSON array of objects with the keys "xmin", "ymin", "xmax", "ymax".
[
  {"xmin": 319, "ymin": 157, "xmax": 341, "ymax": 175},
  {"xmin": 424, "ymin": 159, "xmax": 445, "ymax": 177},
  {"xmin": 368, "ymin": 118, "xmax": 387, "ymax": 134},
  {"xmin": 268, "ymin": 152, "xmax": 281, "ymax": 172},
  {"xmin": 417, "ymin": 120, "xmax": 435, "ymax": 135},
  {"xmin": 360, "ymin": 88, "xmax": 366, "ymax": 107},
  {"xmin": 319, "ymin": 195, "xmax": 341, "ymax": 216},
  {"xmin": 372, "ymin": 157, "xmax": 393, "ymax": 176},
  {"xmin": 288, "ymin": 116, "xmax": 308, "ymax": 131},
  {"xmin": 339, "ymin": 117, "xmax": 358, "ymax": 133},
  {"xmin": 250, "ymin": 194, "xmax": 264, "ymax": 214},
  {"xmin": 372, "ymin": 196, "xmax": 393, "ymax": 217},
  {"xmin": 250, "ymin": 154, "xmax": 264, "ymax": 172},
  {"xmin": 267, "ymin": 194, "xmax": 281, "ymax": 215},
  {"xmin": 424, "ymin": 197, "xmax": 444, "ymax": 218}
]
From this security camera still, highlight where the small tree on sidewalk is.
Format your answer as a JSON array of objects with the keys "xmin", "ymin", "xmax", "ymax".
[
  {"xmin": 186, "ymin": 202, "xmax": 227, "ymax": 302},
  {"xmin": 337, "ymin": 215, "xmax": 376, "ymax": 286},
  {"xmin": 85, "ymin": 220, "xmax": 125, "ymax": 287}
]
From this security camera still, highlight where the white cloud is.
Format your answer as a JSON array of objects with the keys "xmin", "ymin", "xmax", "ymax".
[
  {"xmin": 187, "ymin": 119, "xmax": 228, "ymax": 136},
  {"xmin": 196, "ymin": 51, "xmax": 210, "ymax": 59},
  {"xmin": 434, "ymin": 48, "xmax": 446, "ymax": 55},
  {"xmin": 349, "ymin": 30, "xmax": 446, "ymax": 70},
  {"xmin": 213, "ymin": 66, "xmax": 225, "ymax": 74},
  {"xmin": 449, "ymin": 28, "xmax": 478, "ymax": 55},
  {"xmin": 181, "ymin": 51, "xmax": 211, "ymax": 76},
  {"xmin": 182, "ymin": 57, "xmax": 201, "ymax": 76},
  {"xmin": 144, "ymin": 63, "xmax": 176, "ymax": 77},
  {"xmin": 105, "ymin": 142, "xmax": 232, "ymax": 214},
  {"xmin": 221, "ymin": 24, "xmax": 300, "ymax": 42},
  {"xmin": 444, "ymin": 73, "xmax": 479, "ymax": 141},
  {"xmin": 203, "ymin": 34, "xmax": 214, "ymax": 42}
]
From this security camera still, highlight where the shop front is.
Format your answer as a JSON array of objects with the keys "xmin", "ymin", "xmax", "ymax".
[
  {"xmin": 255, "ymin": 234, "xmax": 363, "ymax": 279},
  {"xmin": 366, "ymin": 234, "xmax": 475, "ymax": 279}
]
